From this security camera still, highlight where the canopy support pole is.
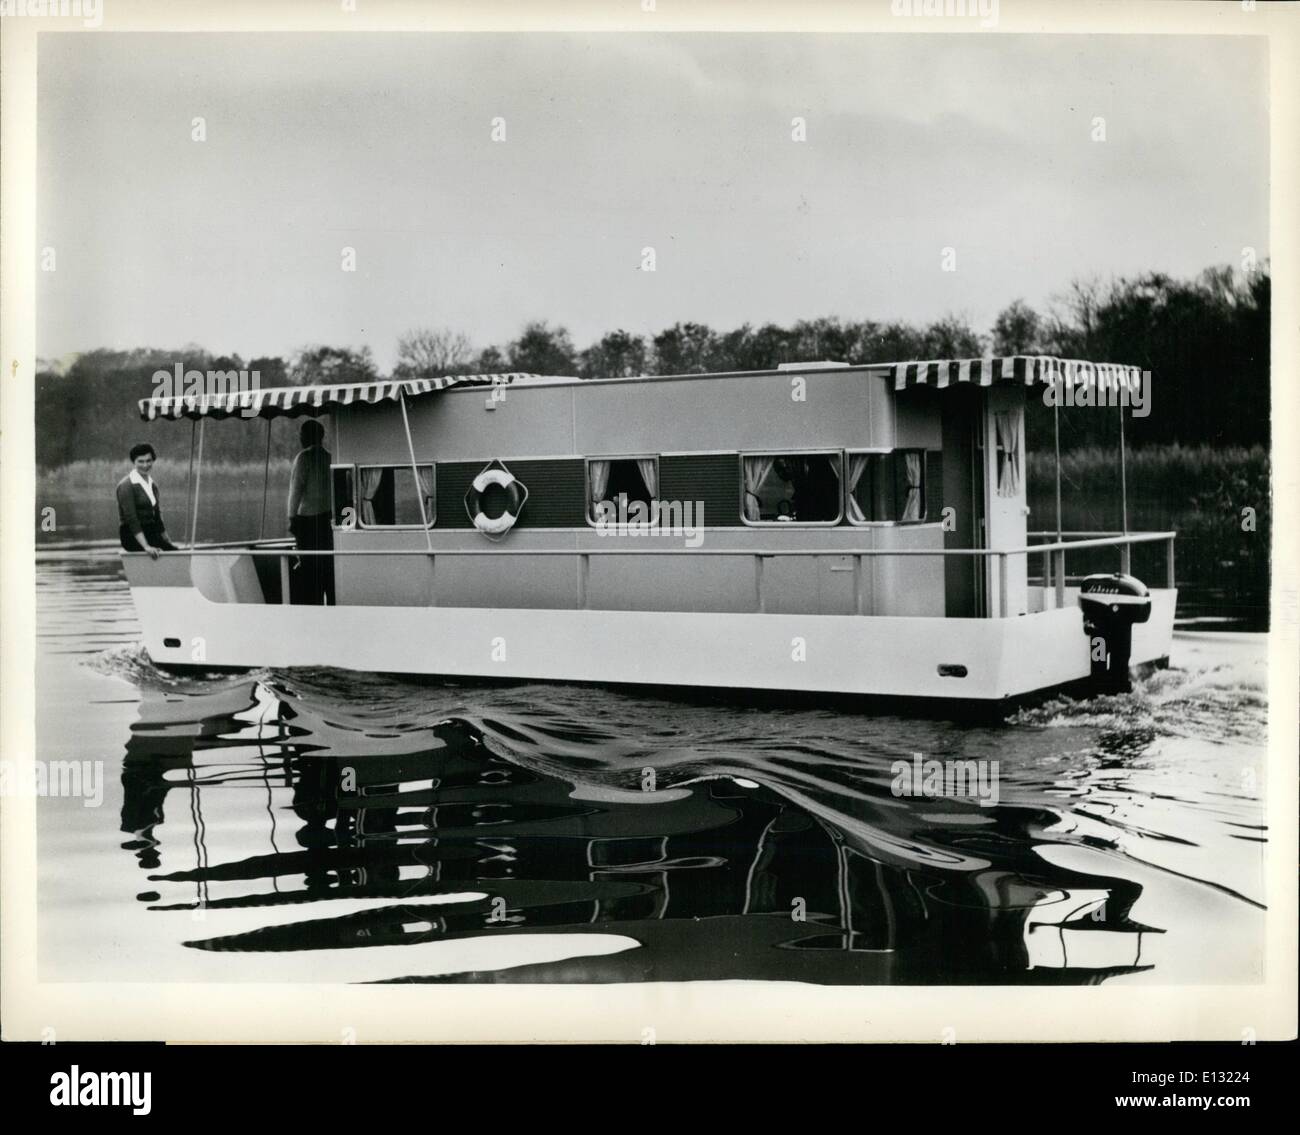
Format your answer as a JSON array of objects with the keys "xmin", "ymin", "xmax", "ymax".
[
  {"xmin": 258, "ymin": 417, "xmax": 272, "ymax": 541},
  {"xmin": 182, "ymin": 419, "xmax": 196, "ymax": 548},
  {"xmin": 398, "ymin": 389, "xmax": 433, "ymax": 553},
  {"xmin": 1053, "ymin": 398, "xmax": 1062, "ymax": 543},
  {"xmin": 1051, "ymin": 397, "xmax": 1064, "ymax": 606},
  {"xmin": 1118, "ymin": 397, "xmax": 1130, "ymax": 574},
  {"xmin": 189, "ymin": 416, "xmax": 206, "ymax": 548}
]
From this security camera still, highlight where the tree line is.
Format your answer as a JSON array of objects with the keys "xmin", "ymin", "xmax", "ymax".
[{"xmin": 36, "ymin": 262, "xmax": 1269, "ymax": 467}]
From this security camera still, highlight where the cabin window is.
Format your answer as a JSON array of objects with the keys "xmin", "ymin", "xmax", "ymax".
[
  {"xmin": 846, "ymin": 451, "xmax": 926, "ymax": 524},
  {"xmin": 357, "ymin": 464, "xmax": 436, "ymax": 528},
  {"xmin": 994, "ymin": 408, "xmax": 1023, "ymax": 497},
  {"xmin": 587, "ymin": 457, "xmax": 658, "ymax": 523},
  {"xmin": 741, "ymin": 453, "xmax": 843, "ymax": 524},
  {"xmin": 331, "ymin": 465, "xmax": 356, "ymax": 529}
]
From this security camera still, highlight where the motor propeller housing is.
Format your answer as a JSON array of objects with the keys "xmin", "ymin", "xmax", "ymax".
[{"xmin": 1079, "ymin": 573, "xmax": 1153, "ymax": 693}]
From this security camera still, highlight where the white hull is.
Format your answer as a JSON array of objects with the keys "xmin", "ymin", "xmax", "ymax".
[{"xmin": 127, "ymin": 580, "xmax": 1178, "ymax": 705}]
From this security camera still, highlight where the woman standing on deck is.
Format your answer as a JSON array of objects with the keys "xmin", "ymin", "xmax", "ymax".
[
  {"xmin": 116, "ymin": 443, "xmax": 177, "ymax": 558},
  {"xmin": 287, "ymin": 419, "xmax": 334, "ymax": 605}
]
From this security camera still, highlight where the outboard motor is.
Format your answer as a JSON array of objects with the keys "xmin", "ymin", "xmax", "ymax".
[{"xmin": 1079, "ymin": 573, "xmax": 1152, "ymax": 693}]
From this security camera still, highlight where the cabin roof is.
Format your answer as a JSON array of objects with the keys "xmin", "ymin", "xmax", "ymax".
[
  {"xmin": 888, "ymin": 355, "xmax": 1145, "ymax": 392},
  {"xmin": 138, "ymin": 372, "xmax": 541, "ymax": 422},
  {"xmin": 137, "ymin": 355, "xmax": 1145, "ymax": 422}
]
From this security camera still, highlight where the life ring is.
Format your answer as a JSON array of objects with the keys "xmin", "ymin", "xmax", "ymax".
[{"xmin": 466, "ymin": 466, "xmax": 527, "ymax": 535}]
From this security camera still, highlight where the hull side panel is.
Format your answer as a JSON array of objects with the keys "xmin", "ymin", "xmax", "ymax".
[{"xmin": 124, "ymin": 584, "xmax": 1176, "ymax": 701}]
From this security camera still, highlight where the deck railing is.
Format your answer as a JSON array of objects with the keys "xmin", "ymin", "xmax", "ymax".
[
  {"xmin": 1027, "ymin": 529, "xmax": 1175, "ymax": 599},
  {"xmin": 126, "ymin": 530, "xmax": 1177, "ymax": 619}
]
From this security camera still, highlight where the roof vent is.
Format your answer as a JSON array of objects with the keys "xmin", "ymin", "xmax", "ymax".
[{"xmin": 776, "ymin": 360, "xmax": 851, "ymax": 371}]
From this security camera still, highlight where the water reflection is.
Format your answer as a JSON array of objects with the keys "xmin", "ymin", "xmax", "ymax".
[{"xmin": 120, "ymin": 677, "xmax": 1165, "ymax": 984}]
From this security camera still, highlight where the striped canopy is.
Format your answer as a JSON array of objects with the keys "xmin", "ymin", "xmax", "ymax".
[
  {"xmin": 138, "ymin": 373, "xmax": 535, "ymax": 422},
  {"xmin": 890, "ymin": 356, "xmax": 1144, "ymax": 392}
]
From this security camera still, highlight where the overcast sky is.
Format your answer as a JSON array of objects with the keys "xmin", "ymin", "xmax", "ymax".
[{"xmin": 37, "ymin": 32, "xmax": 1268, "ymax": 371}]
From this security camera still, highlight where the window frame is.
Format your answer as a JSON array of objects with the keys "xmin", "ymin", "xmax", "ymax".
[
  {"xmin": 843, "ymin": 447, "xmax": 929, "ymax": 527},
  {"xmin": 584, "ymin": 454, "xmax": 661, "ymax": 528},
  {"xmin": 737, "ymin": 448, "xmax": 845, "ymax": 528},
  {"xmin": 354, "ymin": 462, "xmax": 437, "ymax": 530},
  {"xmin": 330, "ymin": 463, "xmax": 357, "ymax": 532}
]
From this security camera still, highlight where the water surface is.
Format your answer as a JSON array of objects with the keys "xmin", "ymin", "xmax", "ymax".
[{"xmin": 36, "ymin": 552, "xmax": 1267, "ymax": 985}]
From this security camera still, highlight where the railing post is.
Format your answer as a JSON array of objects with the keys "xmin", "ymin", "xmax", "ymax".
[
  {"xmin": 854, "ymin": 554, "xmax": 865, "ymax": 616},
  {"xmin": 998, "ymin": 553, "xmax": 1009, "ymax": 618},
  {"xmin": 1120, "ymin": 542, "xmax": 1131, "ymax": 576},
  {"xmin": 755, "ymin": 554, "xmax": 765, "ymax": 613},
  {"xmin": 1041, "ymin": 549, "xmax": 1051, "ymax": 593},
  {"xmin": 1054, "ymin": 548, "xmax": 1065, "ymax": 609},
  {"xmin": 1166, "ymin": 536, "xmax": 1175, "ymax": 589},
  {"xmin": 578, "ymin": 552, "xmax": 589, "ymax": 610},
  {"xmin": 280, "ymin": 552, "xmax": 291, "ymax": 605}
]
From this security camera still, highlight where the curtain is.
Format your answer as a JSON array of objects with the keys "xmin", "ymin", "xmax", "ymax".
[
  {"xmin": 742, "ymin": 456, "xmax": 775, "ymax": 521},
  {"xmin": 1010, "ymin": 407, "xmax": 1023, "ymax": 495},
  {"xmin": 588, "ymin": 460, "xmax": 611, "ymax": 517},
  {"xmin": 901, "ymin": 452, "xmax": 923, "ymax": 522},
  {"xmin": 415, "ymin": 464, "xmax": 435, "ymax": 526},
  {"xmin": 846, "ymin": 453, "xmax": 871, "ymax": 523},
  {"xmin": 359, "ymin": 467, "xmax": 384, "ymax": 525},
  {"xmin": 635, "ymin": 458, "xmax": 658, "ymax": 500},
  {"xmin": 995, "ymin": 409, "xmax": 1022, "ymax": 497}
]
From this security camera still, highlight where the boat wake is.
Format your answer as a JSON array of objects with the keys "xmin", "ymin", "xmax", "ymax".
[
  {"xmin": 1008, "ymin": 634, "xmax": 1267, "ymax": 744},
  {"xmin": 253, "ymin": 656, "xmax": 1266, "ymax": 895},
  {"xmin": 84, "ymin": 643, "xmax": 274, "ymax": 690}
]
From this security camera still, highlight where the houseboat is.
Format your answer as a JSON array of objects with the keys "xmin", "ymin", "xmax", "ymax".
[{"xmin": 124, "ymin": 357, "xmax": 1177, "ymax": 711}]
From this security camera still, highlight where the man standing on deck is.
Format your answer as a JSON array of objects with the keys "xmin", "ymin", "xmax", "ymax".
[
  {"xmin": 116, "ymin": 443, "xmax": 178, "ymax": 558},
  {"xmin": 287, "ymin": 419, "xmax": 335, "ymax": 605}
]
